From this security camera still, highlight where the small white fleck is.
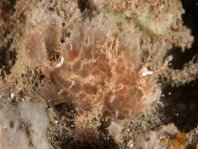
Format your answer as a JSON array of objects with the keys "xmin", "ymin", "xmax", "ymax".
[
  {"xmin": 55, "ymin": 120, "xmax": 58, "ymax": 124},
  {"xmin": 127, "ymin": 139, "xmax": 134, "ymax": 148},
  {"xmin": 10, "ymin": 93, "xmax": 15, "ymax": 99},
  {"xmin": 75, "ymin": 107, "xmax": 80, "ymax": 113},
  {"xmin": 110, "ymin": 95, "xmax": 116, "ymax": 103},
  {"xmin": 141, "ymin": 67, "xmax": 153, "ymax": 77},
  {"xmin": 58, "ymin": 89, "xmax": 64, "ymax": 95},
  {"xmin": 3, "ymin": 125, "xmax": 7, "ymax": 130},
  {"xmin": 56, "ymin": 56, "xmax": 64, "ymax": 68}
]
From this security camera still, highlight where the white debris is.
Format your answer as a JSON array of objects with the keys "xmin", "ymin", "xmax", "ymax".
[
  {"xmin": 127, "ymin": 139, "xmax": 134, "ymax": 148},
  {"xmin": 56, "ymin": 56, "xmax": 64, "ymax": 68},
  {"xmin": 140, "ymin": 67, "xmax": 153, "ymax": 77},
  {"xmin": 10, "ymin": 93, "xmax": 15, "ymax": 99},
  {"xmin": 108, "ymin": 121, "xmax": 122, "ymax": 142}
]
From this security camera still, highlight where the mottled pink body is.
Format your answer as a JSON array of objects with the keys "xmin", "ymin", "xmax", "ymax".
[{"xmin": 25, "ymin": 15, "xmax": 160, "ymax": 120}]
